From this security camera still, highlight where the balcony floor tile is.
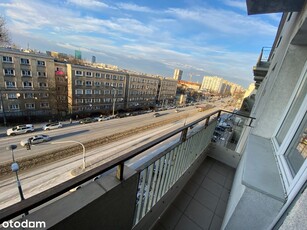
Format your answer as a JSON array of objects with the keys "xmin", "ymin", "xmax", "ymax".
[{"xmin": 151, "ymin": 157, "xmax": 235, "ymax": 230}]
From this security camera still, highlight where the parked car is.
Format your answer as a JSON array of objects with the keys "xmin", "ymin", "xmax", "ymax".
[
  {"xmin": 79, "ymin": 117, "xmax": 96, "ymax": 124},
  {"xmin": 42, "ymin": 122, "xmax": 62, "ymax": 131},
  {"xmin": 153, "ymin": 113, "xmax": 161, "ymax": 117},
  {"xmin": 7, "ymin": 124, "xmax": 34, "ymax": 136},
  {"xmin": 20, "ymin": 134, "xmax": 51, "ymax": 146}
]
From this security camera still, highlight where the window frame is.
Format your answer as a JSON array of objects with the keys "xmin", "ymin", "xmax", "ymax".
[{"xmin": 272, "ymin": 61, "xmax": 307, "ymax": 192}]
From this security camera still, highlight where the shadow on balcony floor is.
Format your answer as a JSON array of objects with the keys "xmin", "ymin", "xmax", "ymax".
[{"xmin": 151, "ymin": 157, "xmax": 235, "ymax": 230}]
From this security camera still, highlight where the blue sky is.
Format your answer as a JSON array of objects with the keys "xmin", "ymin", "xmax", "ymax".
[{"xmin": 0, "ymin": 0, "xmax": 281, "ymax": 88}]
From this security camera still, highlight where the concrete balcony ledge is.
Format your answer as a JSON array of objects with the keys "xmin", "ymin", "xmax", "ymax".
[{"xmin": 242, "ymin": 134, "xmax": 285, "ymax": 202}]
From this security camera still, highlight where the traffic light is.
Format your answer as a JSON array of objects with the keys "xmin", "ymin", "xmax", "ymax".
[{"xmin": 25, "ymin": 143, "xmax": 31, "ymax": 150}]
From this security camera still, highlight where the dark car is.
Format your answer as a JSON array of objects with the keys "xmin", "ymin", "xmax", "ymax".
[
  {"xmin": 79, "ymin": 117, "xmax": 96, "ymax": 124},
  {"xmin": 153, "ymin": 113, "xmax": 161, "ymax": 117}
]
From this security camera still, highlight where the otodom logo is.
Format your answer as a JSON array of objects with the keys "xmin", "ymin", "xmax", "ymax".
[{"xmin": 2, "ymin": 220, "xmax": 46, "ymax": 229}]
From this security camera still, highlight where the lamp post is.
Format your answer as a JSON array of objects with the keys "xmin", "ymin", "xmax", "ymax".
[
  {"xmin": 0, "ymin": 93, "xmax": 7, "ymax": 126},
  {"xmin": 51, "ymin": 141, "xmax": 86, "ymax": 169},
  {"xmin": 7, "ymin": 145, "xmax": 28, "ymax": 213},
  {"xmin": 112, "ymin": 87, "xmax": 116, "ymax": 116}
]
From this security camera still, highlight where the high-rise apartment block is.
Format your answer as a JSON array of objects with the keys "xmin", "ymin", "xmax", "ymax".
[
  {"xmin": 201, "ymin": 76, "xmax": 244, "ymax": 96},
  {"xmin": 173, "ymin": 69, "xmax": 183, "ymax": 80}
]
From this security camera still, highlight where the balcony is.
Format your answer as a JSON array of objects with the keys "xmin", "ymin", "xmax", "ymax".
[
  {"xmin": 253, "ymin": 47, "xmax": 271, "ymax": 89},
  {"xmin": 0, "ymin": 110, "xmax": 255, "ymax": 229}
]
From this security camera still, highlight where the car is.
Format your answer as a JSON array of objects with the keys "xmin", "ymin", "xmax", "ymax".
[
  {"xmin": 20, "ymin": 134, "xmax": 51, "ymax": 146},
  {"xmin": 79, "ymin": 118, "xmax": 96, "ymax": 124},
  {"xmin": 7, "ymin": 124, "xmax": 34, "ymax": 136},
  {"xmin": 153, "ymin": 113, "xmax": 161, "ymax": 117},
  {"xmin": 42, "ymin": 122, "xmax": 62, "ymax": 131}
]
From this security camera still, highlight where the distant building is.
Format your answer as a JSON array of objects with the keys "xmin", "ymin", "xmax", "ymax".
[
  {"xmin": 173, "ymin": 69, "xmax": 183, "ymax": 80},
  {"xmin": 92, "ymin": 56, "xmax": 96, "ymax": 64},
  {"xmin": 201, "ymin": 76, "xmax": 244, "ymax": 96},
  {"xmin": 75, "ymin": 50, "xmax": 82, "ymax": 60},
  {"xmin": 178, "ymin": 80, "xmax": 201, "ymax": 91}
]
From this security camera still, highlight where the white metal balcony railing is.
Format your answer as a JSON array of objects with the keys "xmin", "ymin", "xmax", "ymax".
[{"xmin": 134, "ymin": 119, "xmax": 216, "ymax": 225}]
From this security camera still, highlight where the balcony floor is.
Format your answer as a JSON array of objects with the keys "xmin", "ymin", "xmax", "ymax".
[{"xmin": 152, "ymin": 157, "xmax": 235, "ymax": 230}]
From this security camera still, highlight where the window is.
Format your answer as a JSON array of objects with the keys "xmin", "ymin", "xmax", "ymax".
[
  {"xmin": 119, "ymin": 76, "xmax": 125, "ymax": 81},
  {"xmin": 86, "ymin": 72, "xmax": 92, "ymax": 77},
  {"xmin": 4, "ymin": 68, "xmax": 15, "ymax": 76},
  {"xmin": 106, "ymin": 74, "xmax": 110, "ymax": 79},
  {"xmin": 24, "ymin": 93, "xmax": 34, "ymax": 99},
  {"xmin": 85, "ymin": 81, "xmax": 92, "ymax": 86},
  {"xmin": 84, "ymin": 98, "xmax": 92, "ymax": 103},
  {"xmin": 41, "ymin": 93, "xmax": 49, "ymax": 98},
  {"xmin": 38, "ymin": 71, "xmax": 46, "ymax": 77},
  {"xmin": 23, "ymin": 81, "xmax": 33, "ymax": 88},
  {"xmin": 5, "ymin": 81, "xmax": 16, "ymax": 88},
  {"xmin": 95, "ymin": 73, "xmax": 101, "ymax": 78},
  {"xmin": 94, "ymin": 98, "xmax": 100, "ymax": 102},
  {"xmin": 85, "ymin": 89, "xmax": 92, "ymax": 95},
  {"xmin": 94, "ymin": 90, "xmax": 101, "ymax": 94},
  {"xmin": 39, "ymin": 82, "xmax": 48, "ymax": 88},
  {"xmin": 7, "ymin": 93, "xmax": 18, "ymax": 99},
  {"xmin": 2, "ymin": 56, "xmax": 13, "ymax": 63},
  {"xmin": 111, "ymin": 82, "xmax": 117, "ymax": 87},
  {"xmin": 21, "ymin": 70, "xmax": 32, "ymax": 77},
  {"xmin": 104, "ymin": 90, "xmax": 110, "ymax": 94},
  {"xmin": 20, "ymin": 58, "xmax": 30, "ymax": 65},
  {"xmin": 94, "ymin": 81, "xmax": 101, "ymax": 86},
  {"xmin": 105, "ymin": 82, "xmax": 110, "ymax": 86},
  {"xmin": 274, "ymin": 62, "xmax": 307, "ymax": 190},
  {"xmin": 25, "ymin": 103, "xmax": 35, "ymax": 109},
  {"xmin": 104, "ymin": 98, "xmax": 111, "ymax": 103},
  {"xmin": 9, "ymin": 104, "xmax": 19, "ymax": 110},
  {"xmin": 75, "ymin": 80, "xmax": 84, "ymax": 86},
  {"xmin": 118, "ymin": 83, "xmax": 124, "ymax": 88},
  {"xmin": 40, "ymin": 102, "xmax": 49, "ymax": 108},
  {"xmin": 76, "ymin": 99, "xmax": 83, "ymax": 103},
  {"xmin": 284, "ymin": 115, "xmax": 307, "ymax": 176},
  {"xmin": 75, "ymin": 89, "xmax": 83, "ymax": 95},
  {"xmin": 75, "ymin": 70, "xmax": 83, "ymax": 76},
  {"xmin": 37, "ymin": 60, "xmax": 46, "ymax": 66},
  {"xmin": 112, "ymin": 75, "xmax": 117, "ymax": 80}
]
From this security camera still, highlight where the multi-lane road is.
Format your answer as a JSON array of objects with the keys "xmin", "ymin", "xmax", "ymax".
[{"xmin": 0, "ymin": 101, "xmax": 232, "ymax": 209}]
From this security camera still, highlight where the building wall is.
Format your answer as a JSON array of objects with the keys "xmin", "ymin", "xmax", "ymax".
[
  {"xmin": 0, "ymin": 48, "xmax": 57, "ymax": 120},
  {"xmin": 223, "ymin": 5, "xmax": 307, "ymax": 229},
  {"xmin": 173, "ymin": 69, "xmax": 183, "ymax": 80},
  {"xmin": 67, "ymin": 64, "xmax": 126, "ymax": 115},
  {"xmin": 126, "ymin": 74, "xmax": 158, "ymax": 109}
]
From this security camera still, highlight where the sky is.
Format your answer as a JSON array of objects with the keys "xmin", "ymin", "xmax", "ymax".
[{"xmin": 0, "ymin": 0, "xmax": 281, "ymax": 88}]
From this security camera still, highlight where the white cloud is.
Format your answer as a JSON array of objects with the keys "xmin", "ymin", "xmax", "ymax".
[
  {"xmin": 116, "ymin": 3, "xmax": 155, "ymax": 13},
  {"xmin": 66, "ymin": 0, "xmax": 109, "ymax": 9},
  {"xmin": 166, "ymin": 7, "xmax": 277, "ymax": 36},
  {"xmin": 223, "ymin": 0, "xmax": 247, "ymax": 11}
]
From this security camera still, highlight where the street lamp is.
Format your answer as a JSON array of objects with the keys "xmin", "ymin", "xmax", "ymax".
[
  {"xmin": 51, "ymin": 141, "xmax": 86, "ymax": 169},
  {"xmin": 112, "ymin": 87, "xmax": 116, "ymax": 116},
  {"xmin": 0, "ymin": 92, "xmax": 7, "ymax": 126},
  {"xmin": 7, "ymin": 145, "xmax": 28, "ymax": 214}
]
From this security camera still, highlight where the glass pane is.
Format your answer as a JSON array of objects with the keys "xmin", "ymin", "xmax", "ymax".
[
  {"xmin": 276, "ymin": 75, "xmax": 307, "ymax": 145},
  {"xmin": 285, "ymin": 113, "xmax": 307, "ymax": 176}
]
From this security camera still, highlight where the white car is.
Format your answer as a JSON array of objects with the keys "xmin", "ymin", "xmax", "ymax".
[
  {"xmin": 20, "ymin": 134, "xmax": 51, "ymax": 146},
  {"xmin": 7, "ymin": 124, "xmax": 34, "ymax": 136},
  {"xmin": 42, "ymin": 122, "xmax": 63, "ymax": 130}
]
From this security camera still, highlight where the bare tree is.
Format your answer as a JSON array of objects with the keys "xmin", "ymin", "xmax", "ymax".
[{"xmin": 0, "ymin": 16, "xmax": 11, "ymax": 46}]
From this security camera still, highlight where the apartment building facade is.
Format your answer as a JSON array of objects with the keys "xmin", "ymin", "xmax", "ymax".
[
  {"xmin": 157, "ymin": 77, "xmax": 178, "ymax": 106},
  {"xmin": 126, "ymin": 74, "xmax": 159, "ymax": 109},
  {"xmin": 0, "ymin": 48, "xmax": 57, "ymax": 122},
  {"xmin": 66, "ymin": 64, "xmax": 126, "ymax": 115}
]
